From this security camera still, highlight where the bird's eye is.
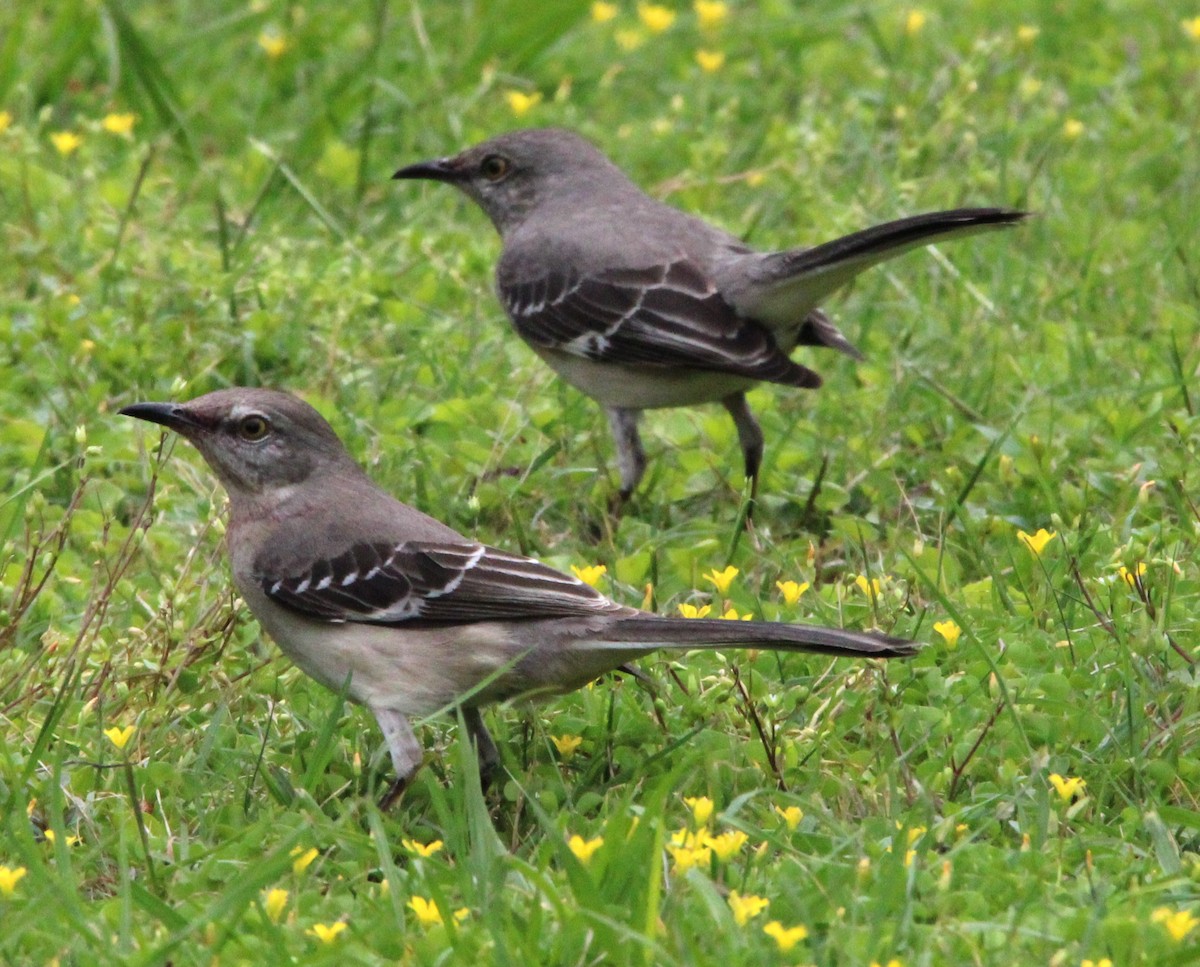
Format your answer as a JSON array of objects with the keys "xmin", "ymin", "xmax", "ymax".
[
  {"xmin": 237, "ymin": 414, "xmax": 271, "ymax": 441},
  {"xmin": 479, "ymin": 154, "xmax": 511, "ymax": 181}
]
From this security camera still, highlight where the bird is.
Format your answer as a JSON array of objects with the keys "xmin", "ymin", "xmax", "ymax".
[
  {"xmin": 394, "ymin": 126, "xmax": 1027, "ymax": 505},
  {"xmin": 121, "ymin": 387, "xmax": 917, "ymax": 805}
]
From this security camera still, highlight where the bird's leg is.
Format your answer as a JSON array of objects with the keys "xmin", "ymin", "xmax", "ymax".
[
  {"xmin": 371, "ymin": 706, "xmax": 423, "ymax": 809},
  {"xmin": 463, "ymin": 707, "xmax": 501, "ymax": 790},
  {"xmin": 722, "ymin": 392, "xmax": 764, "ymax": 513},
  {"xmin": 604, "ymin": 406, "xmax": 647, "ymax": 506}
]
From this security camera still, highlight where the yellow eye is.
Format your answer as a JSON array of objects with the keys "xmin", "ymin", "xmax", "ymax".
[
  {"xmin": 480, "ymin": 154, "xmax": 510, "ymax": 181},
  {"xmin": 238, "ymin": 414, "xmax": 271, "ymax": 441}
]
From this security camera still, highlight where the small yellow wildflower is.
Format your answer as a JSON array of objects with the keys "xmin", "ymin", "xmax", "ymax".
[
  {"xmin": 776, "ymin": 580, "xmax": 809, "ymax": 606},
  {"xmin": 408, "ymin": 896, "xmax": 444, "ymax": 927},
  {"xmin": 703, "ymin": 565, "xmax": 738, "ymax": 594},
  {"xmin": 694, "ymin": 1, "xmax": 728, "ymax": 30},
  {"xmin": 1182, "ymin": 16, "xmax": 1200, "ymax": 40},
  {"xmin": 933, "ymin": 619, "xmax": 961, "ymax": 649},
  {"xmin": 871, "ymin": 960, "xmax": 904, "ymax": 967},
  {"xmin": 401, "ymin": 839, "xmax": 444, "ymax": 858},
  {"xmin": 855, "ymin": 574, "xmax": 883, "ymax": 597},
  {"xmin": 551, "ymin": 734, "xmax": 584, "ymax": 759},
  {"xmin": 1118, "ymin": 562, "xmax": 1146, "ymax": 587},
  {"xmin": 567, "ymin": 834, "xmax": 604, "ymax": 863},
  {"xmin": 1152, "ymin": 907, "xmax": 1199, "ymax": 942},
  {"xmin": 1062, "ymin": 119, "xmax": 1085, "ymax": 140},
  {"xmin": 257, "ymin": 32, "xmax": 288, "ymax": 58},
  {"xmin": 667, "ymin": 840, "xmax": 711, "ymax": 872},
  {"xmin": 42, "ymin": 830, "xmax": 81, "ymax": 847},
  {"xmin": 505, "ymin": 90, "xmax": 542, "ymax": 117},
  {"xmin": 1081, "ymin": 959, "xmax": 1113, "ymax": 967},
  {"xmin": 720, "ymin": 607, "xmax": 752, "ymax": 621},
  {"xmin": 903, "ymin": 10, "xmax": 927, "ymax": 35},
  {"xmin": 0, "ymin": 111, "xmax": 11, "ymax": 135},
  {"xmin": 727, "ymin": 890, "xmax": 769, "ymax": 926},
  {"xmin": 104, "ymin": 725, "xmax": 137, "ymax": 750},
  {"xmin": 291, "ymin": 846, "xmax": 319, "ymax": 874},
  {"xmin": 306, "ymin": 922, "xmax": 347, "ymax": 943},
  {"xmin": 615, "ymin": 28, "xmax": 645, "ymax": 50},
  {"xmin": 591, "ymin": 1, "xmax": 618, "ymax": 22},
  {"xmin": 0, "ymin": 866, "xmax": 27, "ymax": 897},
  {"xmin": 775, "ymin": 804, "xmax": 803, "ymax": 829},
  {"xmin": 51, "ymin": 131, "xmax": 82, "ymax": 156},
  {"xmin": 102, "ymin": 112, "xmax": 136, "ymax": 136},
  {"xmin": 263, "ymin": 888, "xmax": 288, "ymax": 923},
  {"xmin": 571, "ymin": 564, "xmax": 607, "ymax": 588},
  {"xmin": 638, "ymin": 3, "xmax": 675, "ymax": 32},
  {"xmin": 763, "ymin": 920, "xmax": 808, "ymax": 951},
  {"xmin": 1016, "ymin": 25, "xmax": 1040, "ymax": 44},
  {"xmin": 907, "ymin": 826, "xmax": 927, "ymax": 846},
  {"xmin": 678, "ymin": 603, "xmax": 712, "ymax": 619},
  {"xmin": 684, "ymin": 795, "xmax": 714, "ymax": 825},
  {"xmin": 707, "ymin": 830, "xmax": 748, "ymax": 861},
  {"xmin": 695, "ymin": 49, "xmax": 725, "ymax": 72},
  {"xmin": 1017, "ymin": 528, "xmax": 1057, "ymax": 556},
  {"xmin": 1048, "ymin": 773, "xmax": 1086, "ymax": 803},
  {"xmin": 1019, "ymin": 76, "xmax": 1043, "ymax": 99}
]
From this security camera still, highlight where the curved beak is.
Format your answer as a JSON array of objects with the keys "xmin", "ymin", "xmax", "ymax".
[
  {"xmin": 392, "ymin": 156, "xmax": 465, "ymax": 183},
  {"xmin": 119, "ymin": 402, "xmax": 203, "ymax": 432}
]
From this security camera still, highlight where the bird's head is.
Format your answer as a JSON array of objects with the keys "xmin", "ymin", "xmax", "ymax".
[
  {"xmin": 393, "ymin": 127, "xmax": 630, "ymax": 235},
  {"xmin": 121, "ymin": 388, "xmax": 359, "ymax": 503}
]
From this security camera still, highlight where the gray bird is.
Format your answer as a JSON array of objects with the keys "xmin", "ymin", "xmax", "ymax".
[
  {"xmin": 122, "ymin": 387, "xmax": 916, "ymax": 805},
  {"xmin": 394, "ymin": 127, "xmax": 1027, "ymax": 504}
]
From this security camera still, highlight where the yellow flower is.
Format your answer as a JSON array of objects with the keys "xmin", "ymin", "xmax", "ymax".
[
  {"xmin": 667, "ymin": 842, "xmax": 711, "ymax": 872},
  {"xmin": 306, "ymin": 922, "xmax": 347, "ymax": 943},
  {"xmin": 50, "ymin": 131, "xmax": 82, "ymax": 156},
  {"xmin": 684, "ymin": 795, "xmax": 714, "ymax": 825},
  {"xmin": 727, "ymin": 890, "xmax": 769, "ymax": 926},
  {"xmin": 505, "ymin": 90, "xmax": 542, "ymax": 117},
  {"xmin": 707, "ymin": 830, "xmax": 748, "ymax": 861},
  {"xmin": 1152, "ymin": 907, "xmax": 1199, "ymax": 942},
  {"xmin": 871, "ymin": 961, "xmax": 904, "ymax": 967},
  {"xmin": 401, "ymin": 839, "xmax": 444, "ymax": 858},
  {"xmin": 408, "ymin": 896, "xmax": 444, "ymax": 926},
  {"xmin": 703, "ymin": 565, "xmax": 738, "ymax": 594},
  {"xmin": 263, "ymin": 888, "xmax": 288, "ymax": 923},
  {"xmin": 1118, "ymin": 562, "xmax": 1146, "ymax": 587},
  {"xmin": 933, "ymin": 619, "xmax": 961, "ymax": 649},
  {"xmin": 257, "ymin": 32, "xmax": 289, "ymax": 58},
  {"xmin": 678, "ymin": 603, "xmax": 711, "ymax": 619},
  {"xmin": 42, "ymin": 830, "xmax": 81, "ymax": 847},
  {"xmin": 0, "ymin": 111, "xmax": 11, "ymax": 135},
  {"xmin": 763, "ymin": 920, "xmax": 808, "ymax": 951},
  {"xmin": 776, "ymin": 580, "xmax": 809, "ymax": 606},
  {"xmin": 0, "ymin": 866, "xmax": 27, "ymax": 896},
  {"xmin": 615, "ymin": 28, "xmax": 645, "ymax": 50},
  {"xmin": 1048, "ymin": 773, "xmax": 1086, "ymax": 803},
  {"xmin": 775, "ymin": 804, "xmax": 803, "ymax": 829},
  {"xmin": 1081, "ymin": 959, "xmax": 1113, "ymax": 967},
  {"xmin": 591, "ymin": 1, "xmax": 618, "ymax": 22},
  {"xmin": 567, "ymin": 834, "xmax": 604, "ymax": 863},
  {"xmin": 551, "ymin": 734, "xmax": 584, "ymax": 759},
  {"xmin": 102, "ymin": 112, "xmax": 136, "ymax": 135},
  {"xmin": 291, "ymin": 846, "xmax": 319, "ymax": 874},
  {"xmin": 1019, "ymin": 76, "xmax": 1043, "ymax": 99},
  {"xmin": 1017, "ymin": 528, "xmax": 1057, "ymax": 556},
  {"xmin": 1062, "ymin": 119, "xmax": 1085, "ymax": 140},
  {"xmin": 854, "ymin": 574, "xmax": 883, "ymax": 597},
  {"xmin": 903, "ymin": 10, "xmax": 927, "ymax": 35},
  {"xmin": 1016, "ymin": 24, "xmax": 1040, "ymax": 44},
  {"xmin": 695, "ymin": 49, "xmax": 725, "ymax": 73},
  {"xmin": 694, "ymin": 0, "xmax": 728, "ymax": 30},
  {"xmin": 571, "ymin": 564, "xmax": 607, "ymax": 587},
  {"xmin": 1182, "ymin": 16, "xmax": 1200, "ymax": 40},
  {"xmin": 104, "ymin": 725, "xmax": 137, "ymax": 750},
  {"xmin": 637, "ymin": 3, "xmax": 675, "ymax": 32}
]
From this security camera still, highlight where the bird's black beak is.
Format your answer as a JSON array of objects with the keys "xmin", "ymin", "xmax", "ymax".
[
  {"xmin": 392, "ymin": 156, "xmax": 466, "ymax": 183},
  {"xmin": 119, "ymin": 402, "xmax": 205, "ymax": 432}
]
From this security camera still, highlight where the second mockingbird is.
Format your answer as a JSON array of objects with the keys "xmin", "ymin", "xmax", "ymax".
[
  {"xmin": 122, "ymin": 387, "xmax": 916, "ymax": 804},
  {"xmin": 394, "ymin": 127, "xmax": 1027, "ymax": 503}
]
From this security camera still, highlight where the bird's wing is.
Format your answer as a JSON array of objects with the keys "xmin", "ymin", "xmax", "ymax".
[
  {"xmin": 257, "ymin": 540, "xmax": 623, "ymax": 625},
  {"xmin": 500, "ymin": 257, "xmax": 819, "ymax": 387}
]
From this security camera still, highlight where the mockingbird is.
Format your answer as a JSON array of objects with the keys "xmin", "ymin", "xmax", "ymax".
[
  {"xmin": 394, "ymin": 127, "xmax": 1027, "ymax": 503},
  {"xmin": 122, "ymin": 387, "xmax": 916, "ymax": 804}
]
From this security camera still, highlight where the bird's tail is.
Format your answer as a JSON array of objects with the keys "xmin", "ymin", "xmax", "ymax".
[
  {"xmin": 597, "ymin": 615, "xmax": 918, "ymax": 659},
  {"xmin": 734, "ymin": 207, "xmax": 1029, "ymax": 324}
]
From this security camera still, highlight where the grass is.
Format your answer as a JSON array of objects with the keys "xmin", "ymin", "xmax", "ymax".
[{"xmin": 2, "ymin": 0, "xmax": 1199, "ymax": 962}]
